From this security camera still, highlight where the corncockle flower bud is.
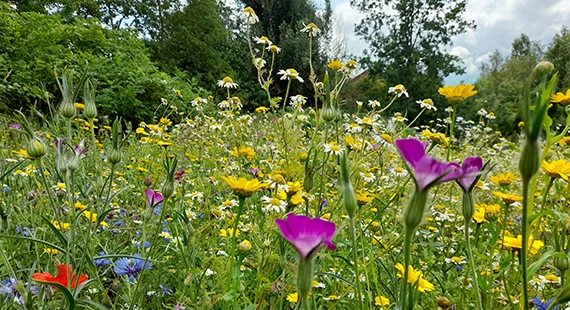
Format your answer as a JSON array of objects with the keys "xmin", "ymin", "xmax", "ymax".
[
  {"xmin": 519, "ymin": 140, "xmax": 540, "ymax": 182},
  {"xmin": 108, "ymin": 149, "xmax": 122, "ymax": 165},
  {"xmin": 554, "ymin": 253, "xmax": 570, "ymax": 271},
  {"xmin": 321, "ymin": 107, "xmax": 336, "ymax": 122},
  {"xmin": 340, "ymin": 153, "xmax": 358, "ymax": 218},
  {"xmin": 161, "ymin": 181, "xmax": 174, "ymax": 200}
]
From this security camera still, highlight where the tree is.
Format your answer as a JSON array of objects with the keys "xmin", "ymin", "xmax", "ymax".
[
  {"xmin": 350, "ymin": 0, "xmax": 476, "ymax": 115},
  {"xmin": 546, "ymin": 27, "xmax": 570, "ymax": 87}
]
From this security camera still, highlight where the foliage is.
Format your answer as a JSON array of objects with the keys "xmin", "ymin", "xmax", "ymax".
[
  {"xmin": 350, "ymin": 0, "xmax": 475, "ymax": 117},
  {"xmin": 0, "ymin": 2, "xmax": 205, "ymax": 122}
]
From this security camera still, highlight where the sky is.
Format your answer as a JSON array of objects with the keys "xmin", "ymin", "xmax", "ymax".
[{"xmin": 321, "ymin": 0, "xmax": 570, "ymax": 84}]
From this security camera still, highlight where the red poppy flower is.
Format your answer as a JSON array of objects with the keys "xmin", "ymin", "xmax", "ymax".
[{"xmin": 32, "ymin": 264, "xmax": 88, "ymax": 289}]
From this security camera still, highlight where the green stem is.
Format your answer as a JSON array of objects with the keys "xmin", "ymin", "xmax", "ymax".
[
  {"xmin": 464, "ymin": 216, "xmax": 484, "ymax": 310},
  {"xmin": 230, "ymin": 196, "xmax": 246, "ymax": 291},
  {"xmin": 446, "ymin": 106, "xmax": 457, "ymax": 161},
  {"xmin": 399, "ymin": 230, "xmax": 413, "ymax": 310},
  {"xmin": 282, "ymin": 80, "xmax": 292, "ymax": 111},
  {"xmin": 521, "ymin": 179, "xmax": 530, "ymax": 310},
  {"xmin": 349, "ymin": 216, "xmax": 364, "ymax": 309}
]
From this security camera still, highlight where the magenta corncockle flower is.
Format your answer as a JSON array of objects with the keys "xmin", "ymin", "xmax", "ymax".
[
  {"xmin": 145, "ymin": 189, "xmax": 163, "ymax": 208},
  {"xmin": 275, "ymin": 214, "xmax": 337, "ymax": 261},
  {"xmin": 456, "ymin": 157, "xmax": 484, "ymax": 192},
  {"xmin": 395, "ymin": 138, "xmax": 461, "ymax": 191}
]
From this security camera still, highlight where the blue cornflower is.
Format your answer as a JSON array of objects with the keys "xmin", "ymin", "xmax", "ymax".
[
  {"xmin": 114, "ymin": 254, "xmax": 152, "ymax": 281},
  {"xmin": 94, "ymin": 251, "xmax": 113, "ymax": 268},
  {"xmin": 533, "ymin": 297, "xmax": 558, "ymax": 310},
  {"xmin": 0, "ymin": 278, "xmax": 23, "ymax": 305},
  {"xmin": 159, "ymin": 284, "xmax": 173, "ymax": 296}
]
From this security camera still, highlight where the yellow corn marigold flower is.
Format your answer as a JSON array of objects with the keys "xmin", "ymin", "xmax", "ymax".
[
  {"xmin": 438, "ymin": 84, "xmax": 477, "ymax": 104},
  {"xmin": 472, "ymin": 206, "xmax": 487, "ymax": 223},
  {"xmin": 74, "ymin": 102, "xmax": 85, "ymax": 109},
  {"xmin": 43, "ymin": 248, "xmax": 60, "ymax": 255},
  {"xmin": 51, "ymin": 220, "xmax": 71, "ymax": 231},
  {"xmin": 493, "ymin": 191, "xmax": 523, "ymax": 204},
  {"xmin": 551, "ymin": 89, "xmax": 570, "ymax": 106},
  {"xmin": 327, "ymin": 60, "xmax": 343, "ymax": 70},
  {"xmin": 541, "ymin": 159, "xmax": 570, "ymax": 180},
  {"xmin": 286, "ymin": 292, "xmax": 298, "ymax": 303},
  {"xmin": 489, "ymin": 172, "xmax": 517, "ymax": 186},
  {"xmin": 221, "ymin": 176, "xmax": 266, "ymax": 198},
  {"xmin": 230, "ymin": 146, "xmax": 256, "ymax": 160},
  {"xmin": 355, "ymin": 190, "xmax": 375, "ymax": 206},
  {"xmin": 375, "ymin": 295, "xmax": 390, "ymax": 306},
  {"xmin": 502, "ymin": 235, "xmax": 544, "ymax": 255},
  {"xmin": 255, "ymin": 106, "xmax": 270, "ymax": 114},
  {"xmin": 219, "ymin": 228, "xmax": 240, "ymax": 238},
  {"xmin": 395, "ymin": 263, "xmax": 435, "ymax": 292}
]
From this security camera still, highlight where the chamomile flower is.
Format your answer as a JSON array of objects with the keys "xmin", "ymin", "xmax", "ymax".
[
  {"xmin": 254, "ymin": 36, "xmax": 272, "ymax": 45},
  {"xmin": 324, "ymin": 142, "xmax": 344, "ymax": 155},
  {"xmin": 360, "ymin": 172, "xmax": 376, "ymax": 183},
  {"xmin": 261, "ymin": 196, "xmax": 287, "ymax": 213},
  {"xmin": 368, "ymin": 100, "xmax": 381, "ymax": 108},
  {"xmin": 300, "ymin": 22, "xmax": 321, "ymax": 36},
  {"xmin": 289, "ymin": 95, "xmax": 307, "ymax": 109},
  {"xmin": 217, "ymin": 76, "xmax": 238, "ymax": 89},
  {"xmin": 240, "ymin": 7, "xmax": 259, "ymax": 24},
  {"xmin": 267, "ymin": 45, "xmax": 282, "ymax": 53},
  {"xmin": 278, "ymin": 69, "xmax": 304, "ymax": 82},
  {"xmin": 416, "ymin": 99, "xmax": 437, "ymax": 111},
  {"xmin": 388, "ymin": 84, "xmax": 409, "ymax": 98},
  {"xmin": 253, "ymin": 58, "xmax": 266, "ymax": 69}
]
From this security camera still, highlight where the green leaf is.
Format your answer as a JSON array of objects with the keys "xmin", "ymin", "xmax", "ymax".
[
  {"xmin": 46, "ymin": 282, "xmax": 76, "ymax": 310},
  {"xmin": 527, "ymin": 251, "xmax": 554, "ymax": 277},
  {"xmin": 0, "ymin": 235, "xmax": 66, "ymax": 253}
]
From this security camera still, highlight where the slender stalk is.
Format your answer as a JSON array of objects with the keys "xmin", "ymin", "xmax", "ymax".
[
  {"xmin": 446, "ymin": 106, "xmax": 457, "ymax": 161},
  {"xmin": 282, "ymin": 80, "xmax": 292, "ymax": 111},
  {"xmin": 521, "ymin": 180, "xmax": 530, "ymax": 310},
  {"xmin": 349, "ymin": 216, "xmax": 364, "ymax": 309},
  {"xmin": 399, "ymin": 230, "xmax": 413, "ymax": 310},
  {"xmin": 230, "ymin": 196, "xmax": 246, "ymax": 291},
  {"xmin": 464, "ymin": 216, "xmax": 484, "ymax": 310}
]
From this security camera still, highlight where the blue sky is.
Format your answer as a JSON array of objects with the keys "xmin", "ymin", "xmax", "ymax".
[{"xmin": 322, "ymin": 0, "xmax": 570, "ymax": 84}]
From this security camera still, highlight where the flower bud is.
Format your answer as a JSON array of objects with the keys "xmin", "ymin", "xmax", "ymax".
[
  {"xmin": 108, "ymin": 148, "xmax": 122, "ymax": 165},
  {"xmin": 554, "ymin": 253, "xmax": 570, "ymax": 271},
  {"xmin": 321, "ymin": 107, "xmax": 337, "ymax": 122},
  {"xmin": 237, "ymin": 240, "xmax": 252, "ymax": 254},
  {"xmin": 485, "ymin": 209, "xmax": 499, "ymax": 222},
  {"xmin": 532, "ymin": 61, "xmax": 554, "ymax": 79},
  {"xmin": 519, "ymin": 140, "xmax": 540, "ymax": 181},
  {"xmin": 162, "ymin": 181, "xmax": 174, "ymax": 199},
  {"xmin": 369, "ymin": 221, "xmax": 381, "ymax": 232},
  {"xmin": 297, "ymin": 260, "xmax": 314, "ymax": 306},
  {"xmin": 303, "ymin": 172, "xmax": 314, "ymax": 193},
  {"xmin": 437, "ymin": 297, "xmax": 451, "ymax": 309},
  {"xmin": 144, "ymin": 176, "xmax": 153, "ymax": 187},
  {"xmin": 84, "ymin": 102, "xmax": 97, "ymax": 120},
  {"xmin": 66, "ymin": 155, "xmax": 81, "ymax": 172},
  {"xmin": 26, "ymin": 137, "xmax": 47, "ymax": 159},
  {"xmin": 340, "ymin": 153, "xmax": 358, "ymax": 218},
  {"xmin": 59, "ymin": 101, "xmax": 76, "ymax": 119}
]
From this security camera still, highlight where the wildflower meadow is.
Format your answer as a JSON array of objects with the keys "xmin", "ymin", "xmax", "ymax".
[{"xmin": 2, "ymin": 4, "xmax": 570, "ymax": 310}]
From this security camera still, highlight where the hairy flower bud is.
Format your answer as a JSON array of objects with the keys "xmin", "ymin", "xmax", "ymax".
[
  {"xmin": 404, "ymin": 190, "xmax": 428, "ymax": 233},
  {"xmin": 26, "ymin": 137, "xmax": 47, "ymax": 159},
  {"xmin": 519, "ymin": 140, "xmax": 540, "ymax": 182},
  {"xmin": 84, "ymin": 102, "xmax": 97, "ymax": 120},
  {"xmin": 321, "ymin": 107, "xmax": 337, "ymax": 122},
  {"xmin": 340, "ymin": 153, "xmax": 358, "ymax": 218},
  {"xmin": 162, "ymin": 181, "xmax": 175, "ymax": 199}
]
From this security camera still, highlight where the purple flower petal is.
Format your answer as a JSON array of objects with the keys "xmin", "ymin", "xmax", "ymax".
[
  {"xmin": 395, "ymin": 138, "xmax": 426, "ymax": 169},
  {"xmin": 275, "ymin": 214, "xmax": 336, "ymax": 261},
  {"xmin": 456, "ymin": 157, "xmax": 484, "ymax": 191},
  {"xmin": 145, "ymin": 189, "xmax": 163, "ymax": 207}
]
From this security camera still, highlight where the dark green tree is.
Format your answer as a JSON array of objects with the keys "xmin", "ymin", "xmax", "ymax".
[
  {"xmin": 350, "ymin": 0, "xmax": 476, "ymax": 116},
  {"xmin": 546, "ymin": 27, "xmax": 570, "ymax": 87}
]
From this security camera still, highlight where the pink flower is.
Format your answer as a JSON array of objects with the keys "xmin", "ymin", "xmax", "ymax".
[
  {"xmin": 395, "ymin": 138, "xmax": 461, "ymax": 191},
  {"xmin": 275, "ymin": 214, "xmax": 337, "ymax": 261},
  {"xmin": 145, "ymin": 189, "xmax": 163, "ymax": 208},
  {"xmin": 456, "ymin": 157, "xmax": 484, "ymax": 192}
]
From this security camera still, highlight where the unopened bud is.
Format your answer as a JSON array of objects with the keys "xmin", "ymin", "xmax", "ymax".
[
  {"xmin": 554, "ymin": 253, "xmax": 570, "ymax": 271},
  {"xmin": 519, "ymin": 141, "xmax": 540, "ymax": 181},
  {"xmin": 84, "ymin": 102, "xmax": 97, "ymax": 120},
  {"xmin": 404, "ymin": 190, "xmax": 429, "ymax": 232},
  {"xmin": 303, "ymin": 172, "xmax": 314, "ymax": 193},
  {"xmin": 162, "ymin": 181, "xmax": 174, "ymax": 199},
  {"xmin": 108, "ymin": 149, "xmax": 122, "ymax": 165},
  {"xmin": 143, "ymin": 176, "xmax": 153, "ymax": 187},
  {"xmin": 321, "ymin": 107, "xmax": 337, "ymax": 122},
  {"xmin": 340, "ymin": 153, "xmax": 357, "ymax": 218},
  {"xmin": 26, "ymin": 137, "xmax": 47, "ymax": 159},
  {"xmin": 533, "ymin": 61, "xmax": 555, "ymax": 79},
  {"xmin": 59, "ymin": 101, "xmax": 76, "ymax": 119},
  {"xmin": 437, "ymin": 297, "xmax": 451, "ymax": 309},
  {"xmin": 369, "ymin": 221, "xmax": 381, "ymax": 232},
  {"xmin": 67, "ymin": 155, "xmax": 81, "ymax": 172},
  {"xmin": 237, "ymin": 240, "xmax": 252, "ymax": 254}
]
